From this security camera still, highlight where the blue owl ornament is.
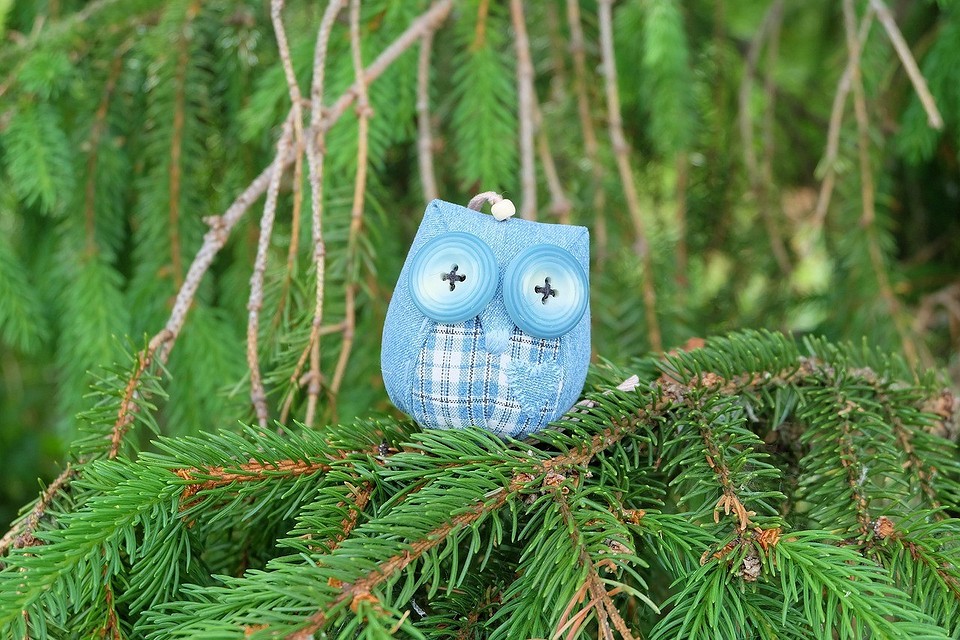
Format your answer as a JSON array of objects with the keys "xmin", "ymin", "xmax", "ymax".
[{"xmin": 381, "ymin": 197, "xmax": 590, "ymax": 439}]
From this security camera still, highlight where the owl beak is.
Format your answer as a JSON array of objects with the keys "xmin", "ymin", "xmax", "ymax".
[{"xmin": 478, "ymin": 302, "xmax": 512, "ymax": 355}]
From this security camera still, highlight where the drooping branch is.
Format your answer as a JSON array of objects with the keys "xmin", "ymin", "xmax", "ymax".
[
  {"xmin": 566, "ymin": 0, "xmax": 607, "ymax": 260},
  {"xmin": 597, "ymin": 0, "xmax": 661, "ymax": 351},
  {"xmin": 841, "ymin": 0, "xmax": 920, "ymax": 367},
  {"xmin": 416, "ymin": 30, "xmax": 438, "ymax": 202},
  {"xmin": 869, "ymin": 0, "xmax": 943, "ymax": 130},
  {"xmin": 329, "ymin": 0, "xmax": 372, "ymax": 407},
  {"xmin": 509, "ymin": 0, "xmax": 537, "ymax": 220}
]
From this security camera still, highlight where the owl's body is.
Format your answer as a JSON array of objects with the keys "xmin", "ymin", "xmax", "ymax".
[{"xmin": 381, "ymin": 199, "xmax": 590, "ymax": 438}]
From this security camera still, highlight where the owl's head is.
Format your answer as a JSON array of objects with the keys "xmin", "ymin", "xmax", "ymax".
[{"xmin": 381, "ymin": 199, "xmax": 591, "ymax": 437}]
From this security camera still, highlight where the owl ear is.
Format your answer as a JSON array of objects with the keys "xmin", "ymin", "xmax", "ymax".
[
  {"xmin": 557, "ymin": 226, "xmax": 590, "ymax": 266},
  {"xmin": 422, "ymin": 199, "xmax": 456, "ymax": 232}
]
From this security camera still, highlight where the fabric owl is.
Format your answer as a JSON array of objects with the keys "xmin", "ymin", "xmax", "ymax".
[{"xmin": 381, "ymin": 198, "xmax": 590, "ymax": 438}]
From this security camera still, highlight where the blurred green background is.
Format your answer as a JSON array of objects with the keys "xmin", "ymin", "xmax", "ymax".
[{"xmin": 0, "ymin": 0, "xmax": 958, "ymax": 527}]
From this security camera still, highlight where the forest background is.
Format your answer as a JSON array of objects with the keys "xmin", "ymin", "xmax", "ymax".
[{"xmin": 0, "ymin": 0, "xmax": 958, "ymax": 574}]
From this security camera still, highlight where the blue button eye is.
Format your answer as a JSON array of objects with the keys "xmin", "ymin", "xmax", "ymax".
[
  {"xmin": 408, "ymin": 232, "xmax": 498, "ymax": 324},
  {"xmin": 503, "ymin": 245, "xmax": 588, "ymax": 338}
]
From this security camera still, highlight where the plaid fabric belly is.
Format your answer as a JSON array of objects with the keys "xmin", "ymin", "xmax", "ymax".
[{"xmin": 410, "ymin": 318, "xmax": 561, "ymax": 436}]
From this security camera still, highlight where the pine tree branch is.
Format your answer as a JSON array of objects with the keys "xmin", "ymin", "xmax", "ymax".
[
  {"xmin": 869, "ymin": 0, "xmax": 943, "ymax": 130},
  {"xmin": 329, "ymin": 0, "xmax": 371, "ymax": 406},
  {"xmin": 566, "ymin": 0, "xmax": 607, "ymax": 260},
  {"xmin": 509, "ymin": 0, "xmax": 537, "ymax": 220},
  {"xmin": 597, "ymin": 0, "xmax": 661, "ymax": 352},
  {"xmin": 416, "ymin": 30, "xmax": 438, "ymax": 202}
]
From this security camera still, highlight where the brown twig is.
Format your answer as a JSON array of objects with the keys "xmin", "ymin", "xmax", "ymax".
[
  {"xmin": 842, "ymin": 0, "xmax": 920, "ymax": 367},
  {"xmin": 0, "ymin": 465, "xmax": 73, "ymax": 559},
  {"xmin": 175, "ymin": 458, "xmax": 333, "ymax": 503},
  {"xmin": 329, "ymin": 0, "xmax": 372, "ymax": 406},
  {"xmin": 510, "ymin": 0, "xmax": 537, "ymax": 220},
  {"xmin": 597, "ymin": 0, "xmax": 661, "ymax": 351},
  {"xmin": 869, "ymin": 0, "xmax": 943, "ymax": 130},
  {"xmin": 416, "ymin": 30, "xmax": 438, "ymax": 202},
  {"xmin": 566, "ymin": 0, "xmax": 607, "ymax": 259}
]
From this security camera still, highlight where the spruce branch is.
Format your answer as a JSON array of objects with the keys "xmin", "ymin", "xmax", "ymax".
[
  {"xmin": 597, "ymin": 0, "xmax": 661, "ymax": 351},
  {"xmin": 509, "ymin": 0, "xmax": 537, "ymax": 221}
]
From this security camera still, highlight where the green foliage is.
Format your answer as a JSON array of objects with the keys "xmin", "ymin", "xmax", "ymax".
[
  {"xmin": 0, "ymin": 0, "xmax": 959, "ymax": 637},
  {"xmin": 0, "ymin": 332, "xmax": 958, "ymax": 638}
]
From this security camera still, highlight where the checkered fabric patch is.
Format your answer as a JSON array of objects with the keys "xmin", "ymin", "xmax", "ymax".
[{"xmin": 410, "ymin": 319, "xmax": 561, "ymax": 437}]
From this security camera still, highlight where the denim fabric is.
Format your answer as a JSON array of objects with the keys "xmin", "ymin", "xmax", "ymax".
[{"xmin": 381, "ymin": 199, "xmax": 591, "ymax": 438}]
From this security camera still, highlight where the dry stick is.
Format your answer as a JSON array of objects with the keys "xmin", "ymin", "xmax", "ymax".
[
  {"xmin": 271, "ymin": 0, "xmax": 308, "ymax": 334},
  {"xmin": 303, "ymin": 0, "xmax": 347, "ymax": 428},
  {"xmin": 566, "ymin": 0, "xmax": 607, "ymax": 260},
  {"xmin": 869, "ymin": 0, "xmax": 943, "ymax": 130},
  {"xmin": 510, "ymin": 0, "xmax": 537, "ymax": 220},
  {"xmin": 737, "ymin": 0, "xmax": 790, "ymax": 274},
  {"xmin": 247, "ymin": 118, "xmax": 293, "ymax": 428},
  {"xmin": 329, "ymin": 0, "xmax": 372, "ymax": 405},
  {"xmin": 416, "ymin": 30, "xmax": 438, "ymax": 202},
  {"xmin": 597, "ymin": 0, "xmax": 662, "ymax": 352},
  {"xmin": 811, "ymin": 9, "xmax": 874, "ymax": 229},
  {"xmin": 842, "ymin": 0, "xmax": 920, "ymax": 367}
]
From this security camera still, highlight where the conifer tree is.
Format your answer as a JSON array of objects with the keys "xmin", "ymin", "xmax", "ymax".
[{"xmin": 1, "ymin": 0, "xmax": 959, "ymax": 637}]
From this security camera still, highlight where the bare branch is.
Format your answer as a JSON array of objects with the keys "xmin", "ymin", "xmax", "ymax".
[
  {"xmin": 330, "ymin": 0, "xmax": 372, "ymax": 403},
  {"xmin": 0, "ymin": 465, "xmax": 74, "ymax": 559}
]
